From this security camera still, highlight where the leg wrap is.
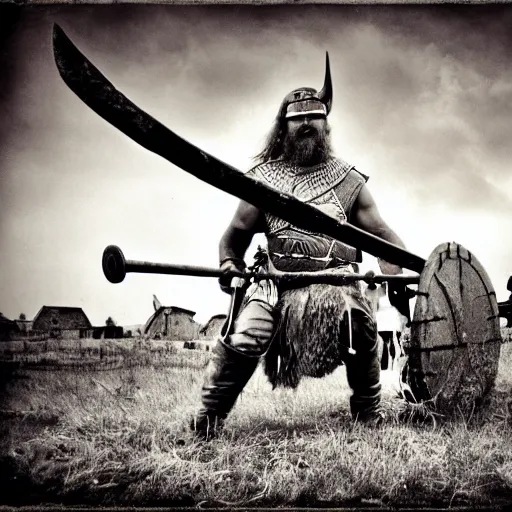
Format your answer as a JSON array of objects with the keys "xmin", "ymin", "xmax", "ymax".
[
  {"xmin": 344, "ymin": 308, "xmax": 382, "ymax": 419},
  {"xmin": 192, "ymin": 282, "xmax": 276, "ymax": 439},
  {"xmin": 192, "ymin": 341, "xmax": 259, "ymax": 438}
]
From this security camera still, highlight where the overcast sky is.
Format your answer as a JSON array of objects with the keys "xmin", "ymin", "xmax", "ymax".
[{"xmin": 1, "ymin": 4, "xmax": 511, "ymax": 327}]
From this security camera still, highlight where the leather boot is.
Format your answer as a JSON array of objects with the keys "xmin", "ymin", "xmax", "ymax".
[{"xmin": 190, "ymin": 340, "xmax": 259, "ymax": 441}]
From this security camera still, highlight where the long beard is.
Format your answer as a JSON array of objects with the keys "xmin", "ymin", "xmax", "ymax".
[{"xmin": 282, "ymin": 126, "xmax": 332, "ymax": 167}]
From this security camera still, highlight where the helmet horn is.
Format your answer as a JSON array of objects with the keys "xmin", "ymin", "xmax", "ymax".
[{"xmin": 318, "ymin": 52, "xmax": 333, "ymax": 114}]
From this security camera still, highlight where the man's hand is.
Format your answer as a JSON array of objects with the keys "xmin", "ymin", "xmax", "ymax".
[
  {"xmin": 219, "ymin": 257, "xmax": 246, "ymax": 294},
  {"xmin": 379, "ymin": 258, "xmax": 411, "ymax": 321},
  {"xmin": 387, "ymin": 281, "xmax": 415, "ymax": 325},
  {"xmin": 378, "ymin": 258, "xmax": 403, "ymax": 276}
]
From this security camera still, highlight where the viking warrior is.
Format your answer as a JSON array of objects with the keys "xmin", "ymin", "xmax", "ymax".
[
  {"xmin": 51, "ymin": 26, "xmax": 503, "ymax": 432},
  {"xmin": 191, "ymin": 54, "xmax": 408, "ymax": 440}
]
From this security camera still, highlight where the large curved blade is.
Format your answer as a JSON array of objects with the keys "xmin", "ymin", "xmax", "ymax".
[{"xmin": 53, "ymin": 24, "xmax": 426, "ymax": 273}]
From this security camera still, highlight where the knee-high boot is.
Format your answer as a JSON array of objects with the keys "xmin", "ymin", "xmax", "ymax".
[
  {"xmin": 191, "ymin": 340, "xmax": 259, "ymax": 440},
  {"xmin": 344, "ymin": 308, "xmax": 382, "ymax": 422}
]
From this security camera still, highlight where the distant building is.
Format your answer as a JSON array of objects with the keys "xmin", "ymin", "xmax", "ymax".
[
  {"xmin": 123, "ymin": 324, "xmax": 145, "ymax": 337},
  {"xmin": 199, "ymin": 314, "xmax": 227, "ymax": 340},
  {"xmin": 91, "ymin": 325, "xmax": 124, "ymax": 339},
  {"xmin": 32, "ymin": 306, "xmax": 92, "ymax": 339},
  {"xmin": 15, "ymin": 319, "xmax": 33, "ymax": 334},
  {"xmin": 0, "ymin": 313, "xmax": 19, "ymax": 341},
  {"xmin": 144, "ymin": 306, "xmax": 200, "ymax": 341}
]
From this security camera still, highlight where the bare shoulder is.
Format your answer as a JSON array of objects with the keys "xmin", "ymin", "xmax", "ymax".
[{"xmin": 353, "ymin": 183, "xmax": 377, "ymax": 211}]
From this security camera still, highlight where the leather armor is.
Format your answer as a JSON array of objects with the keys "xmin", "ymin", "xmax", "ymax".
[{"xmin": 246, "ymin": 156, "xmax": 368, "ymax": 272}]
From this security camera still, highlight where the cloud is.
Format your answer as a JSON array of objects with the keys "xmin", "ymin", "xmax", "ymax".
[{"xmin": 1, "ymin": 4, "xmax": 512, "ymax": 325}]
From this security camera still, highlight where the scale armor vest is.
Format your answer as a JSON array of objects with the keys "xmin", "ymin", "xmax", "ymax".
[{"xmin": 246, "ymin": 156, "xmax": 368, "ymax": 272}]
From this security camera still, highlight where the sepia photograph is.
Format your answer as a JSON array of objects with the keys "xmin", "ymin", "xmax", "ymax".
[{"xmin": 1, "ymin": 2, "xmax": 512, "ymax": 508}]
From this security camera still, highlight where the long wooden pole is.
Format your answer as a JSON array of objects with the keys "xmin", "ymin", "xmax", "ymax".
[{"xmin": 103, "ymin": 245, "xmax": 420, "ymax": 286}]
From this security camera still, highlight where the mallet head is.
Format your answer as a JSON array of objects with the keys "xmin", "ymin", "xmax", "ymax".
[{"xmin": 102, "ymin": 245, "xmax": 127, "ymax": 284}]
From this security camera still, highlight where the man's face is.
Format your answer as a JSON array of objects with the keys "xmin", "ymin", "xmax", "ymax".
[
  {"xmin": 286, "ymin": 114, "xmax": 327, "ymax": 140},
  {"xmin": 282, "ymin": 114, "xmax": 331, "ymax": 167}
]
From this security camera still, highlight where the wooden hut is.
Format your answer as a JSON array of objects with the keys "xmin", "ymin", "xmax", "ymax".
[
  {"xmin": 15, "ymin": 319, "xmax": 33, "ymax": 335},
  {"xmin": 0, "ymin": 313, "xmax": 19, "ymax": 341},
  {"xmin": 199, "ymin": 314, "xmax": 227, "ymax": 340},
  {"xmin": 32, "ymin": 306, "xmax": 92, "ymax": 339},
  {"xmin": 144, "ymin": 306, "xmax": 200, "ymax": 341},
  {"xmin": 92, "ymin": 325, "xmax": 124, "ymax": 339}
]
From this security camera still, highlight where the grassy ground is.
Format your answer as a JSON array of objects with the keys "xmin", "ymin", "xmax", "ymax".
[{"xmin": 1, "ymin": 342, "xmax": 512, "ymax": 508}]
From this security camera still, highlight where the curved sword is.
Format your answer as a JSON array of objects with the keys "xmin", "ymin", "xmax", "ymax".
[{"xmin": 52, "ymin": 24, "xmax": 426, "ymax": 273}]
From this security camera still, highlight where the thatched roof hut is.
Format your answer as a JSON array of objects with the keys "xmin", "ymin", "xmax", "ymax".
[
  {"xmin": 144, "ymin": 306, "xmax": 200, "ymax": 341},
  {"xmin": 199, "ymin": 314, "xmax": 227, "ymax": 340}
]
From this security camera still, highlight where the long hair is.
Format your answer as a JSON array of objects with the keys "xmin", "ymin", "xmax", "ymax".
[{"xmin": 253, "ymin": 118, "xmax": 287, "ymax": 165}]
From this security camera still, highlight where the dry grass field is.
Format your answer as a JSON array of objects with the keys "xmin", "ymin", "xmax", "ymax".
[{"xmin": 1, "ymin": 336, "xmax": 512, "ymax": 508}]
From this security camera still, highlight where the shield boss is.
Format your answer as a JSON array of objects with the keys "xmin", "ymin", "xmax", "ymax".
[{"xmin": 407, "ymin": 242, "xmax": 502, "ymax": 415}]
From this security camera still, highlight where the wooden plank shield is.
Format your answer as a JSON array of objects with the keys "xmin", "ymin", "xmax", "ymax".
[{"xmin": 406, "ymin": 242, "xmax": 502, "ymax": 416}]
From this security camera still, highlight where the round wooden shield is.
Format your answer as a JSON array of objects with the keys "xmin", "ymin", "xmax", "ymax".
[{"xmin": 407, "ymin": 242, "xmax": 502, "ymax": 416}]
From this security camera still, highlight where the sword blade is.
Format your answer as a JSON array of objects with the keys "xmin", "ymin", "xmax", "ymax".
[{"xmin": 53, "ymin": 24, "xmax": 426, "ymax": 273}]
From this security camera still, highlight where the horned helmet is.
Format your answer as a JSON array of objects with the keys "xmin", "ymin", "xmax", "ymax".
[{"xmin": 277, "ymin": 52, "xmax": 333, "ymax": 121}]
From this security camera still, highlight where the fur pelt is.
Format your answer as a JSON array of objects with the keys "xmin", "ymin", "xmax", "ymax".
[{"xmin": 263, "ymin": 282, "xmax": 370, "ymax": 389}]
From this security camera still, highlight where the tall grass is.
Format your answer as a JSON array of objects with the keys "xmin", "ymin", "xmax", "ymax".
[
  {"xmin": 1, "ymin": 339, "xmax": 512, "ymax": 507},
  {"xmin": 0, "ymin": 338, "xmax": 210, "ymax": 371}
]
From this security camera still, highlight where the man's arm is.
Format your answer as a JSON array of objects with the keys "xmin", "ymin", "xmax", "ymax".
[
  {"xmin": 217, "ymin": 201, "xmax": 264, "ymax": 293},
  {"xmin": 351, "ymin": 184, "xmax": 405, "ymax": 275},
  {"xmin": 219, "ymin": 200, "xmax": 264, "ymax": 264}
]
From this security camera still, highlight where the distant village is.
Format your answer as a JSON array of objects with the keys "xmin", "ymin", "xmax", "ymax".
[{"xmin": 0, "ymin": 294, "xmax": 226, "ymax": 345}]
